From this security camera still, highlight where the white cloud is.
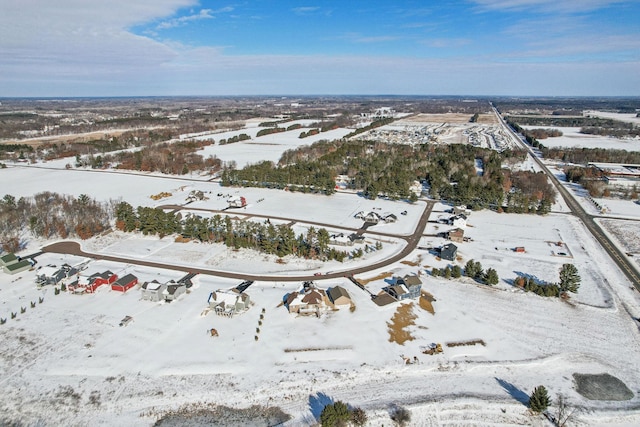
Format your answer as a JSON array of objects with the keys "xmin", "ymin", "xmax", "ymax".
[
  {"xmin": 471, "ymin": 0, "xmax": 630, "ymax": 13},
  {"xmin": 292, "ymin": 6, "xmax": 321, "ymax": 15},
  {"xmin": 0, "ymin": 0, "xmax": 637, "ymax": 97},
  {"xmin": 156, "ymin": 6, "xmax": 233, "ymax": 29}
]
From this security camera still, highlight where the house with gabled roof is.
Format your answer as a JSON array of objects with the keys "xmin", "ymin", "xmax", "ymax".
[
  {"xmin": 382, "ymin": 213, "xmax": 398, "ymax": 223},
  {"xmin": 448, "ymin": 214, "xmax": 467, "ymax": 228},
  {"xmin": 384, "ymin": 274, "xmax": 422, "ymax": 301},
  {"xmin": 363, "ymin": 211, "xmax": 381, "ymax": 224},
  {"xmin": 285, "ymin": 282, "xmax": 328, "ymax": 316},
  {"xmin": 330, "ymin": 233, "xmax": 353, "ymax": 246},
  {"xmin": 446, "ymin": 228, "xmax": 465, "ymax": 243},
  {"xmin": 35, "ymin": 263, "xmax": 78, "ymax": 287},
  {"xmin": 163, "ymin": 281, "xmax": 186, "ymax": 302},
  {"xmin": 440, "ymin": 243, "xmax": 458, "ymax": 261},
  {"xmin": 141, "ymin": 280, "xmax": 167, "ymax": 301},
  {"xmin": 327, "ymin": 285, "xmax": 352, "ymax": 307},
  {"xmin": 68, "ymin": 270, "xmax": 117, "ymax": 294},
  {"xmin": 111, "ymin": 273, "xmax": 138, "ymax": 293},
  {"xmin": 208, "ymin": 289, "xmax": 251, "ymax": 317}
]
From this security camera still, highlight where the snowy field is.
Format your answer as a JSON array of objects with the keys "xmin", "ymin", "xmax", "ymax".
[
  {"xmin": 523, "ymin": 126, "xmax": 640, "ymax": 151},
  {"xmin": 189, "ymin": 120, "xmax": 353, "ymax": 168},
  {"xmin": 2, "ymin": 122, "xmax": 640, "ymax": 425}
]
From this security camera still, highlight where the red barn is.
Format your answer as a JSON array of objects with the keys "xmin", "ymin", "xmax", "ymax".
[
  {"xmin": 111, "ymin": 273, "xmax": 138, "ymax": 293},
  {"xmin": 69, "ymin": 270, "xmax": 118, "ymax": 294}
]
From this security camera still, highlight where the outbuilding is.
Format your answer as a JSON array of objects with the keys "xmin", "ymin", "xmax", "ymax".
[{"xmin": 111, "ymin": 273, "xmax": 138, "ymax": 293}]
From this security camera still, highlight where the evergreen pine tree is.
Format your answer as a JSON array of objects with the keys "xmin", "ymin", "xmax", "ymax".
[
  {"xmin": 529, "ymin": 385, "xmax": 551, "ymax": 413},
  {"xmin": 320, "ymin": 401, "xmax": 350, "ymax": 427},
  {"xmin": 558, "ymin": 263, "xmax": 580, "ymax": 293}
]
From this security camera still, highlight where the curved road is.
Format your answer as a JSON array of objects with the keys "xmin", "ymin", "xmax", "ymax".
[
  {"xmin": 492, "ymin": 104, "xmax": 640, "ymax": 290},
  {"xmin": 43, "ymin": 200, "xmax": 435, "ymax": 282}
]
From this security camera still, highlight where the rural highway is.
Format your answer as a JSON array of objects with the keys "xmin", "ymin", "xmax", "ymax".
[
  {"xmin": 492, "ymin": 104, "xmax": 640, "ymax": 290},
  {"xmin": 43, "ymin": 200, "xmax": 435, "ymax": 282}
]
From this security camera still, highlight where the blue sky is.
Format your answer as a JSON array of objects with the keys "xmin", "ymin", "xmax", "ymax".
[{"xmin": 1, "ymin": 0, "xmax": 639, "ymax": 97}]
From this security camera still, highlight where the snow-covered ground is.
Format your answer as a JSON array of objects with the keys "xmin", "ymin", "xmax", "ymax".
[
  {"xmin": 523, "ymin": 126, "xmax": 640, "ymax": 151},
  {"xmin": 2, "ymin": 124, "xmax": 640, "ymax": 426}
]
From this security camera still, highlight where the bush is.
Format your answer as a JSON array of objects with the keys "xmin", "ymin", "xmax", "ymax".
[
  {"xmin": 390, "ymin": 405, "xmax": 411, "ymax": 426},
  {"xmin": 320, "ymin": 401, "xmax": 350, "ymax": 427},
  {"xmin": 350, "ymin": 407, "xmax": 367, "ymax": 426}
]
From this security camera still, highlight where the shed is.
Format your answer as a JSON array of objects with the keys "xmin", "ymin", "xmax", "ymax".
[
  {"xmin": 111, "ymin": 273, "xmax": 138, "ymax": 292},
  {"xmin": 0, "ymin": 253, "xmax": 18, "ymax": 268},
  {"xmin": 3, "ymin": 259, "xmax": 32, "ymax": 275}
]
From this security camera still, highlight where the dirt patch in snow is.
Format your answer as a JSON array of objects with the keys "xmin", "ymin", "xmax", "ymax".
[
  {"xmin": 387, "ymin": 303, "xmax": 417, "ymax": 345},
  {"xmin": 573, "ymin": 373, "xmax": 634, "ymax": 401},
  {"xmin": 419, "ymin": 291, "xmax": 436, "ymax": 314}
]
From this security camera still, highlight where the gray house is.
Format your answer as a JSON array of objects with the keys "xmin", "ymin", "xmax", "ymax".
[
  {"xmin": 385, "ymin": 275, "xmax": 422, "ymax": 300},
  {"xmin": 141, "ymin": 280, "xmax": 167, "ymax": 302},
  {"xmin": 440, "ymin": 243, "xmax": 458, "ymax": 261},
  {"xmin": 35, "ymin": 264, "xmax": 78, "ymax": 287},
  {"xmin": 163, "ymin": 281, "xmax": 186, "ymax": 302}
]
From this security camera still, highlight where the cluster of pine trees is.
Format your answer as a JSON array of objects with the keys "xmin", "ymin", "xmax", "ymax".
[
  {"xmin": 432, "ymin": 259, "xmax": 499, "ymax": 285},
  {"xmin": 223, "ymin": 137, "xmax": 553, "ymax": 213},
  {"xmin": 0, "ymin": 192, "xmax": 113, "ymax": 252},
  {"xmin": 114, "ymin": 202, "xmax": 350, "ymax": 261}
]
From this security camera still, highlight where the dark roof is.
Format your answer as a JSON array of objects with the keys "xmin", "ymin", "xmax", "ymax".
[
  {"xmin": 114, "ymin": 273, "xmax": 137, "ymax": 286},
  {"xmin": 328, "ymin": 286, "xmax": 350, "ymax": 303},
  {"xmin": 402, "ymin": 275, "xmax": 422, "ymax": 287}
]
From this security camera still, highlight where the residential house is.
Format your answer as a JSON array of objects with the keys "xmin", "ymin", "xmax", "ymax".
[
  {"xmin": 363, "ymin": 212, "xmax": 381, "ymax": 224},
  {"xmin": 448, "ymin": 214, "xmax": 467, "ymax": 228},
  {"xmin": 141, "ymin": 280, "xmax": 167, "ymax": 302},
  {"xmin": 68, "ymin": 270, "xmax": 117, "ymax": 294},
  {"xmin": 163, "ymin": 281, "xmax": 186, "ymax": 301},
  {"xmin": 385, "ymin": 275, "xmax": 422, "ymax": 301},
  {"xmin": 330, "ymin": 233, "xmax": 353, "ymax": 246},
  {"xmin": 285, "ymin": 283, "xmax": 328, "ymax": 316},
  {"xmin": 382, "ymin": 213, "xmax": 398, "ymax": 223},
  {"xmin": 111, "ymin": 273, "xmax": 138, "ymax": 293},
  {"xmin": 327, "ymin": 286, "xmax": 352, "ymax": 307},
  {"xmin": 440, "ymin": 243, "xmax": 458, "ymax": 261},
  {"xmin": 35, "ymin": 263, "xmax": 78, "ymax": 287},
  {"xmin": 208, "ymin": 289, "xmax": 251, "ymax": 317},
  {"xmin": 453, "ymin": 205, "xmax": 471, "ymax": 216},
  {"xmin": 446, "ymin": 228, "xmax": 465, "ymax": 243}
]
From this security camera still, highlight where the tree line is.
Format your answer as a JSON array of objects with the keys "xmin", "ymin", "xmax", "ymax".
[
  {"xmin": 223, "ymin": 138, "xmax": 553, "ymax": 213},
  {"xmin": 115, "ymin": 202, "xmax": 351, "ymax": 261},
  {"xmin": 0, "ymin": 192, "xmax": 113, "ymax": 253}
]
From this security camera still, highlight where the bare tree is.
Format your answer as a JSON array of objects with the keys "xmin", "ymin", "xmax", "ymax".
[{"xmin": 553, "ymin": 394, "xmax": 577, "ymax": 427}]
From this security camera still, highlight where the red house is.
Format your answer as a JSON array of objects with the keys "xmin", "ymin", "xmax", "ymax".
[
  {"xmin": 111, "ymin": 273, "xmax": 138, "ymax": 293},
  {"xmin": 69, "ymin": 271, "xmax": 118, "ymax": 294}
]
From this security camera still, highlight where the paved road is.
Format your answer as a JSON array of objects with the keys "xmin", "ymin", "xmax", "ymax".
[
  {"xmin": 42, "ymin": 200, "xmax": 435, "ymax": 282},
  {"xmin": 492, "ymin": 104, "xmax": 640, "ymax": 290}
]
